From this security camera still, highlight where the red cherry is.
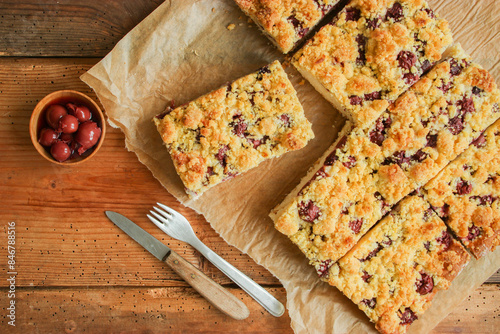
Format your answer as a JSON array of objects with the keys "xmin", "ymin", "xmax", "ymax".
[
  {"xmin": 59, "ymin": 132, "xmax": 73, "ymax": 144},
  {"xmin": 45, "ymin": 104, "xmax": 68, "ymax": 129},
  {"xmin": 75, "ymin": 121, "xmax": 101, "ymax": 154},
  {"xmin": 58, "ymin": 114, "xmax": 79, "ymax": 134},
  {"xmin": 50, "ymin": 141, "xmax": 71, "ymax": 162},
  {"xmin": 66, "ymin": 103, "xmax": 77, "ymax": 113},
  {"xmin": 38, "ymin": 128, "xmax": 59, "ymax": 147},
  {"xmin": 67, "ymin": 103, "xmax": 92, "ymax": 122}
]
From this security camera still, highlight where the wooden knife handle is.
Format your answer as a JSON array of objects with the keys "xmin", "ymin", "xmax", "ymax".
[{"xmin": 165, "ymin": 250, "xmax": 249, "ymax": 320}]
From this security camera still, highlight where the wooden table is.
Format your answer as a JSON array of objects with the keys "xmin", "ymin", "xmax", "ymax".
[{"xmin": 0, "ymin": 1, "xmax": 498, "ymax": 333}]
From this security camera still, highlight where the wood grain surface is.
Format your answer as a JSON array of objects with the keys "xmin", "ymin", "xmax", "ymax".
[{"xmin": 0, "ymin": 1, "xmax": 498, "ymax": 333}]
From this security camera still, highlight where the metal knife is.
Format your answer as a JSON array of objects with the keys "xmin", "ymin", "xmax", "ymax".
[{"xmin": 105, "ymin": 211, "xmax": 250, "ymax": 320}]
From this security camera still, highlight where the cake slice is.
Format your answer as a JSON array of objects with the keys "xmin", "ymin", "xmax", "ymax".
[
  {"xmin": 424, "ymin": 119, "xmax": 500, "ymax": 259},
  {"xmin": 234, "ymin": 0, "xmax": 341, "ymax": 54},
  {"xmin": 328, "ymin": 195, "xmax": 470, "ymax": 334},
  {"xmin": 270, "ymin": 121, "xmax": 414, "ymax": 276},
  {"xmin": 380, "ymin": 45, "xmax": 500, "ymax": 188},
  {"xmin": 154, "ymin": 60, "xmax": 314, "ymax": 198},
  {"xmin": 292, "ymin": 0, "xmax": 453, "ymax": 128},
  {"xmin": 270, "ymin": 44, "xmax": 500, "ymax": 276}
]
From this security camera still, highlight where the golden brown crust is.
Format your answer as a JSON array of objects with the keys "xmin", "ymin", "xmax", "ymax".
[
  {"xmin": 376, "ymin": 164, "xmax": 412, "ymax": 203},
  {"xmin": 234, "ymin": 0, "xmax": 340, "ymax": 53},
  {"xmin": 293, "ymin": 0, "xmax": 453, "ymax": 128},
  {"xmin": 154, "ymin": 61, "xmax": 314, "ymax": 197},
  {"xmin": 437, "ymin": 241, "xmax": 470, "ymax": 282},
  {"xmin": 328, "ymin": 195, "xmax": 470, "ymax": 334},
  {"xmin": 466, "ymin": 67, "xmax": 496, "ymax": 93}
]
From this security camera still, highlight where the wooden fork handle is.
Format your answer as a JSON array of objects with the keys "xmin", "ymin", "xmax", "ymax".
[{"xmin": 165, "ymin": 250, "xmax": 250, "ymax": 320}]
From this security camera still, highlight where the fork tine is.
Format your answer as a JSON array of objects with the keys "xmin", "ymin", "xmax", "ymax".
[
  {"xmin": 147, "ymin": 214, "xmax": 164, "ymax": 230},
  {"xmin": 153, "ymin": 206, "xmax": 172, "ymax": 219},
  {"xmin": 150, "ymin": 210, "xmax": 170, "ymax": 225},
  {"xmin": 157, "ymin": 202, "xmax": 178, "ymax": 216}
]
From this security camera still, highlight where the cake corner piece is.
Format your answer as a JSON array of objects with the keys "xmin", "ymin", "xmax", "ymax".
[{"xmin": 233, "ymin": 0, "xmax": 341, "ymax": 54}]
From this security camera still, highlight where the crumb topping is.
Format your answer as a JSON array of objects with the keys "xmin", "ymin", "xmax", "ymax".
[
  {"xmin": 154, "ymin": 60, "xmax": 314, "ymax": 197},
  {"xmin": 424, "ymin": 119, "xmax": 500, "ymax": 258},
  {"xmin": 272, "ymin": 45, "xmax": 500, "ymax": 280},
  {"xmin": 293, "ymin": 0, "xmax": 453, "ymax": 128},
  {"xmin": 234, "ymin": 0, "xmax": 340, "ymax": 53},
  {"xmin": 328, "ymin": 195, "xmax": 470, "ymax": 334}
]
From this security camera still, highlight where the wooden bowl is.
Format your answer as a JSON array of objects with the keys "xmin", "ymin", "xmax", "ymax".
[{"xmin": 29, "ymin": 90, "xmax": 106, "ymax": 166}]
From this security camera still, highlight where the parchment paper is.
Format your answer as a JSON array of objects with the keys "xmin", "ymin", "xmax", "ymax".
[{"xmin": 80, "ymin": 1, "xmax": 500, "ymax": 333}]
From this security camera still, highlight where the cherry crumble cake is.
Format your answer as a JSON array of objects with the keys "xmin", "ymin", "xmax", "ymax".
[
  {"xmin": 328, "ymin": 195, "xmax": 470, "ymax": 334},
  {"xmin": 292, "ymin": 0, "xmax": 453, "ymax": 128},
  {"xmin": 424, "ymin": 119, "xmax": 500, "ymax": 259},
  {"xmin": 233, "ymin": 0, "xmax": 341, "ymax": 54},
  {"xmin": 377, "ymin": 44, "xmax": 500, "ymax": 189},
  {"xmin": 154, "ymin": 60, "xmax": 314, "ymax": 198},
  {"xmin": 270, "ymin": 44, "xmax": 500, "ymax": 277},
  {"xmin": 270, "ymin": 120, "xmax": 414, "ymax": 275}
]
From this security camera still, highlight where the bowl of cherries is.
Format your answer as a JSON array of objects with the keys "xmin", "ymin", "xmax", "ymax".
[{"xmin": 30, "ymin": 90, "xmax": 106, "ymax": 165}]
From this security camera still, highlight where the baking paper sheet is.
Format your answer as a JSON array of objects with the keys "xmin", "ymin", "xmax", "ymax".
[{"xmin": 80, "ymin": 1, "xmax": 500, "ymax": 333}]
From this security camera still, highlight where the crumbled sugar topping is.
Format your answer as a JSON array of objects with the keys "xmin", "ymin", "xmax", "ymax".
[{"xmin": 154, "ymin": 60, "xmax": 314, "ymax": 197}]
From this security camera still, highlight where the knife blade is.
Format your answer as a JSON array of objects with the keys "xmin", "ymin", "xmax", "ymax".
[
  {"xmin": 105, "ymin": 211, "xmax": 249, "ymax": 320},
  {"xmin": 106, "ymin": 211, "xmax": 170, "ymax": 261}
]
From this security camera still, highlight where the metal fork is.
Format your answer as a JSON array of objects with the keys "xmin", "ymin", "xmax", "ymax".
[{"xmin": 147, "ymin": 202, "xmax": 285, "ymax": 317}]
